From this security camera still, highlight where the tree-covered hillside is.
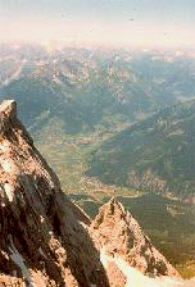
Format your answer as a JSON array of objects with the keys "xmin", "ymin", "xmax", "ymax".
[{"xmin": 87, "ymin": 100, "xmax": 195, "ymax": 197}]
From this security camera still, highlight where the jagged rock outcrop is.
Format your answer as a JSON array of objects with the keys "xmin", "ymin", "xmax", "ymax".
[
  {"xmin": 0, "ymin": 100, "xmax": 109, "ymax": 287},
  {"xmin": 90, "ymin": 198, "xmax": 180, "ymax": 286}
]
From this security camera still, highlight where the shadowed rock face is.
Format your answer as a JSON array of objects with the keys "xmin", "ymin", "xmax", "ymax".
[{"xmin": 0, "ymin": 100, "xmax": 109, "ymax": 287}]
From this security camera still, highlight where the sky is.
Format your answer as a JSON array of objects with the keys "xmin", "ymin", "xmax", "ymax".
[{"xmin": 0, "ymin": 0, "xmax": 194, "ymax": 48}]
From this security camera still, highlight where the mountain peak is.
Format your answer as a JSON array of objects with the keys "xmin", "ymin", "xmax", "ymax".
[
  {"xmin": 92, "ymin": 197, "xmax": 129, "ymax": 229},
  {"xmin": 0, "ymin": 100, "xmax": 16, "ymax": 115},
  {"xmin": 105, "ymin": 196, "xmax": 126, "ymax": 215},
  {"xmin": 90, "ymin": 198, "xmax": 179, "ymax": 278},
  {"xmin": 0, "ymin": 100, "xmax": 17, "ymax": 134}
]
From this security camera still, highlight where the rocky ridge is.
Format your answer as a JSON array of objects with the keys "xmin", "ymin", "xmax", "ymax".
[
  {"xmin": 90, "ymin": 198, "xmax": 178, "ymax": 276},
  {"xmin": 0, "ymin": 100, "xmax": 109, "ymax": 287},
  {"xmin": 90, "ymin": 198, "xmax": 181, "ymax": 286}
]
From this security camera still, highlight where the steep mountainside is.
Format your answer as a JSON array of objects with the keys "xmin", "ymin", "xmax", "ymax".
[
  {"xmin": 0, "ymin": 100, "xmax": 109, "ymax": 286},
  {"xmin": 87, "ymin": 100, "xmax": 195, "ymax": 198},
  {"xmin": 1, "ymin": 100, "xmax": 194, "ymax": 286}
]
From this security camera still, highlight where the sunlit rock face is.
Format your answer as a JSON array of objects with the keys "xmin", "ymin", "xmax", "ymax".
[
  {"xmin": 0, "ymin": 274, "xmax": 24, "ymax": 287},
  {"xmin": 0, "ymin": 100, "xmax": 109, "ymax": 287},
  {"xmin": 90, "ymin": 198, "xmax": 182, "ymax": 286},
  {"xmin": 90, "ymin": 198, "xmax": 195, "ymax": 286}
]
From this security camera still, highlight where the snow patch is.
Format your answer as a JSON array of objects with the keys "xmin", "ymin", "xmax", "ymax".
[
  {"xmin": 0, "ymin": 159, "xmax": 12, "ymax": 172},
  {"xmin": 100, "ymin": 248, "xmax": 186, "ymax": 287},
  {"xmin": 9, "ymin": 238, "xmax": 40, "ymax": 287},
  {"xmin": 48, "ymin": 230, "xmax": 53, "ymax": 236},
  {"xmin": 100, "ymin": 248, "xmax": 109, "ymax": 268},
  {"xmin": 40, "ymin": 215, "xmax": 45, "ymax": 223},
  {"xmin": 79, "ymin": 221, "xmax": 87, "ymax": 229},
  {"xmin": 4, "ymin": 183, "xmax": 14, "ymax": 202}
]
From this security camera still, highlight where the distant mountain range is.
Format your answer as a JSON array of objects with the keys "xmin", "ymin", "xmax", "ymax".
[
  {"xmin": 1, "ymin": 44, "xmax": 195, "ymax": 135},
  {"xmin": 1, "ymin": 44, "xmax": 195, "ymax": 200}
]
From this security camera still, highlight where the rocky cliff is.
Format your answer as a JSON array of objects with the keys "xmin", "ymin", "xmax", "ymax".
[
  {"xmin": 0, "ymin": 100, "xmax": 194, "ymax": 287},
  {"xmin": 0, "ymin": 100, "xmax": 109, "ymax": 287}
]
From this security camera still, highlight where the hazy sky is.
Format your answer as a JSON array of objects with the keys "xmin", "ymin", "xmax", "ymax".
[{"xmin": 0, "ymin": 0, "xmax": 194, "ymax": 48}]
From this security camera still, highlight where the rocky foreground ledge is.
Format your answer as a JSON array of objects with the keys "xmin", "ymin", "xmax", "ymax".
[{"xmin": 0, "ymin": 100, "xmax": 194, "ymax": 287}]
